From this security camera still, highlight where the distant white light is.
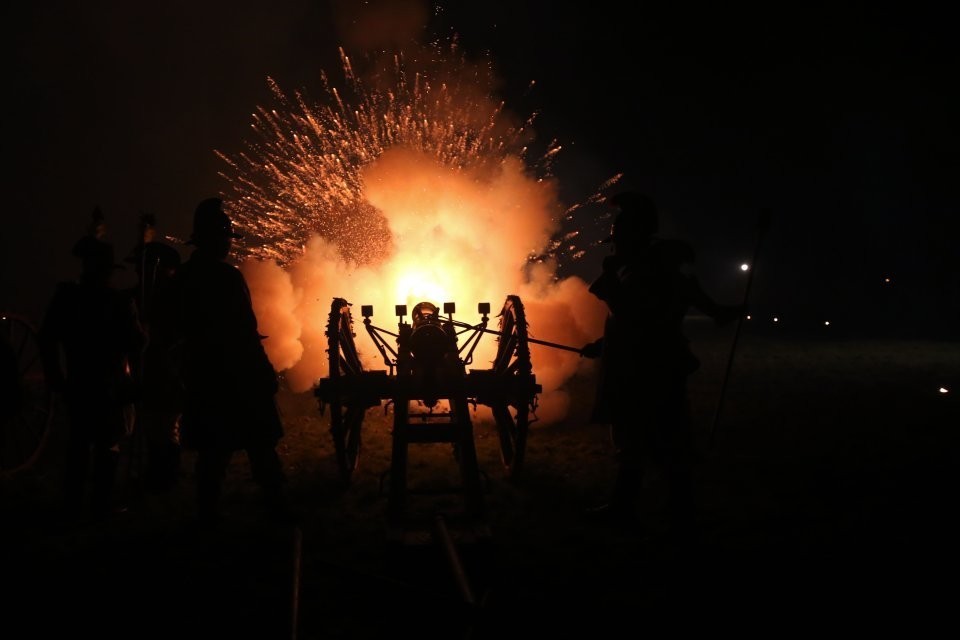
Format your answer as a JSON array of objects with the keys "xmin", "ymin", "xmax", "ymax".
[
  {"xmin": 884, "ymin": 277, "xmax": 891, "ymax": 284},
  {"xmin": 746, "ymin": 315, "xmax": 752, "ymax": 320},
  {"xmin": 824, "ymin": 321, "xmax": 830, "ymax": 326},
  {"xmin": 773, "ymin": 317, "xmax": 779, "ymax": 323},
  {"xmin": 940, "ymin": 387, "xmax": 949, "ymax": 394},
  {"xmin": 740, "ymin": 263, "xmax": 750, "ymax": 271}
]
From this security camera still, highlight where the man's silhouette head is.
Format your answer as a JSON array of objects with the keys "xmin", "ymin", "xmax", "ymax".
[
  {"xmin": 605, "ymin": 191, "xmax": 658, "ymax": 255},
  {"xmin": 188, "ymin": 198, "xmax": 241, "ymax": 258},
  {"xmin": 73, "ymin": 237, "xmax": 122, "ymax": 284}
]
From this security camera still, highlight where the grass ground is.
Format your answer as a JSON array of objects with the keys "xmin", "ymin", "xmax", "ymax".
[{"xmin": 3, "ymin": 326, "xmax": 958, "ymax": 638}]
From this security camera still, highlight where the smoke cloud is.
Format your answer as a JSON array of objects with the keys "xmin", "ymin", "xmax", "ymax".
[
  {"xmin": 242, "ymin": 145, "xmax": 607, "ymax": 425},
  {"xmin": 235, "ymin": 4, "xmax": 609, "ymax": 426}
]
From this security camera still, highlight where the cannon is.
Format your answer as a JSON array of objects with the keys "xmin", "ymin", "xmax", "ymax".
[{"xmin": 314, "ymin": 295, "xmax": 542, "ymax": 535}]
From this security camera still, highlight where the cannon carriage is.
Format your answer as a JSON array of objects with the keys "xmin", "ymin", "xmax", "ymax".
[{"xmin": 314, "ymin": 295, "xmax": 541, "ymax": 537}]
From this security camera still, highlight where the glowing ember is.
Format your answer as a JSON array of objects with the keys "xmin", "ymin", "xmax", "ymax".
[{"xmin": 216, "ymin": 40, "xmax": 609, "ymax": 423}]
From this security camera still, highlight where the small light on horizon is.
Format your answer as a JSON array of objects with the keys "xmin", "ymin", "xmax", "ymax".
[
  {"xmin": 746, "ymin": 315, "xmax": 751, "ymax": 320},
  {"xmin": 884, "ymin": 277, "xmax": 891, "ymax": 284},
  {"xmin": 940, "ymin": 387, "xmax": 949, "ymax": 394},
  {"xmin": 773, "ymin": 317, "xmax": 779, "ymax": 323},
  {"xmin": 740, "ymin": 263, "xmax": 749, "ymax": 271},
  {"xmin": 824, "ymin": 321, "xmax": 830, "ymax": 326}
]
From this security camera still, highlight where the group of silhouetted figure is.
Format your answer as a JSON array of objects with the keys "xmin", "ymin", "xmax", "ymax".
[
  {"xmin": 36, "ymin": 192, "xmax": 742, "ymax": 544},
  {"xmin": 39, "ymin": 198, "xmax": 293, "ymax": 527}
]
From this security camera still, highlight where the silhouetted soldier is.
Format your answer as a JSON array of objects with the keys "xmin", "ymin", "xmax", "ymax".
[
  {"xmin": 84, "ymin": 205, "xmax": 107, "ymax": 241},
  {"xmin": 582, "ymin": 192, "xmax": 741, "ymax": 542},
  {"xmin": 165, "ymin": 197, "xmax": 292, "ymax": 526},
  {"xmin": 39, "ymin": 233, "xmax": 144, "ymax": 520},
  {"xmin": 127, "ymin": 213, "xmax": 183, "ymax": 324},
  {"xmin": 125, "ymin": 213, "xmax": 183, "ymax": 492}
]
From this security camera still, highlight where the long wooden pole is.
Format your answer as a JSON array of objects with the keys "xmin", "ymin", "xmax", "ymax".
[{"xmin": 708, "ymin": 209, "xmax": 772, "ymax": 449}]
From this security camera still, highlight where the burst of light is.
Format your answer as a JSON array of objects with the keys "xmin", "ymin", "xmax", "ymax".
[
  {"xmin": 740, "ymin": 263, "xmax": 749, "ymax": 271},
  {"xmin": 745, "ymin": 315, "xmax": 751, "ymax": 320},
  {"xmin": 394, "ymin": 268, "xmax": 450, "ymax": 309},
  {"xmin": 940, "ymin": 387, "xmax": 949, "ymax": 394},
  {"xmin": 217, "ymin": 41, "xmax": 570, "ymax": 267},
  {"xmin": 212, "ymin": 37, "xmax": 615, "ymax": 408},
  {"xmin": 824, "ymin": 321, "xmax": 830, "ymax": 326},
  {"xmin": 773, "ymin": 317, "xmax": 779, "ymax": 323}
]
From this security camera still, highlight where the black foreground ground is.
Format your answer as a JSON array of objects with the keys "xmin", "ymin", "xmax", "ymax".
[{"xmin": 3, "ymin": 325, "xmax": 958, "ymax": 638}]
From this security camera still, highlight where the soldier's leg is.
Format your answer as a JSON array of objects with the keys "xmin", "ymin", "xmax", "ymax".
[
  {"xmin": 611, "ymin": 420, "xmax": 645, "ymax": 512},
  {"xmin": 247, "ymin": 442, "xmax": 295, "ymax": 523},
  {"xmin": 664, "ymin": 450, "xmax": 695, "ymax": 534},
  {"xmin": 660, "ymin": 383, "xmax": 697, "ymax": 541},
  {"xmin": 247, "ymin": 442, "xmax": 283, "ymax": 493},
  {"xmin": 144, "ymin": 409, "xmax": 182, "ymax": 491},
  {"xmin": 195, "ymin": 445, "xmax": 231, "ymax": 523},
  {"xmin": 91, "ymin": 444, "xmax": 121, "ymax": 518},
  {"xmin": 62, "ymin": 404, "xmax": 93, "ymax": 517},
  {"xmin": 589, "ymin": 418, "xmax": 645, "ymax": 524},
  {"xmin": 62, "ymin": 429, "xmax": 90, "ymax": 517}
]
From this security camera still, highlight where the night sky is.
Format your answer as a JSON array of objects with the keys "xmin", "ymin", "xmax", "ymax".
[{"xmin": 4, "ymin": 1, "xmax": 958, "ymax": 337}]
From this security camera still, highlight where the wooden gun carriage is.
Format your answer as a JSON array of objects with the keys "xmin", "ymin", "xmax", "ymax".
[{"xmin": 314, "ymin": 296, "xmax": 541, "ymax": 537}]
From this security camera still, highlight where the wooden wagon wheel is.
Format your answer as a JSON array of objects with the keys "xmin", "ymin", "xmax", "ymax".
[
  {"xmin": 322, "ymin": 298, "xmax": 366, "ymax": 486},
  {"xmin": 1, "ymin": 312, "xmax": 55, "ymax": 477},
  {"xmin": 490, "ymin": 295, "xmax": 535, "ymax": 477}
]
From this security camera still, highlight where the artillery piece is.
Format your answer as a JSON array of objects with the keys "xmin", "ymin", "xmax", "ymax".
[{"xmin": 314, "ymin": 295, "xmax": 543, "ymax": 536}]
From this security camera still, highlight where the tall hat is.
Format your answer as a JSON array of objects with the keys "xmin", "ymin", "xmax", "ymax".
[
  {"xmin": 603, "ymin": 191, "xmax": 659, "ymax": 243},
  {"xmin": 187, "ymin": 197, "xmax": 242, "ymax": 245}
]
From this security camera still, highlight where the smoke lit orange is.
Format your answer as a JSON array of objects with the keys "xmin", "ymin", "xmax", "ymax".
[{"xmin": 217, "ymin": 39, "xmax": 608, "ymax": 424}]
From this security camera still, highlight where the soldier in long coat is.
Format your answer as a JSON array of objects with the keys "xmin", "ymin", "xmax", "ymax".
[{"xmin": 164, "ymin": 198, "xmax": 290, "ymax": 525}]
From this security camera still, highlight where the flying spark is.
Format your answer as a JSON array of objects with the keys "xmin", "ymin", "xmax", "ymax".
[
  {"xmin": 217, "ymin": 40, "xmax": 579, "ymax": 267},
  {"xmin": 212, "ymin": 39, "xmax": 611, "ymax": 423}
]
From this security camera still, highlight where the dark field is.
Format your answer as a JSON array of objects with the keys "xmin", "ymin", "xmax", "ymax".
[{"xmin": 3, "ymin": 325, "xmax": 958, "ymax": 638}]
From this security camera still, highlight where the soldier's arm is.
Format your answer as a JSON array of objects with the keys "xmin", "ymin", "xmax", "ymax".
[
  {"xmin": 580, "ymin": 337, "xmax": 604, "ymax": 358},
  {"xmin": 688, "ymin": 276, "xmax": 743, "ymax": 326}
]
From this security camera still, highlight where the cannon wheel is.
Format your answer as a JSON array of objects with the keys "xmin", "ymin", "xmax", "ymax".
[
  {"xmin": 490, "ymin": 295, "xmax": 534, "ymax": 477},
  {"xmin": 325, "ymin": 298, "xmax": 365, "ymax": 485},
  {"xmin": 1, "ymin": 312, "xmax": 55, "ymax": 477}
]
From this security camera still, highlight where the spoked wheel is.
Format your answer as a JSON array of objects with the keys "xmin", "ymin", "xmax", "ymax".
[
  {"xmin": 490, "ymin": 295, "xmax": 537, "ymax": 478},
  {"xmin": 321, "ymin": 298, "xmax": 365, "ymax": 486},
  {"xmin": 1, "ymin": 312, "xmax": 55, "ymax": 477}
]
